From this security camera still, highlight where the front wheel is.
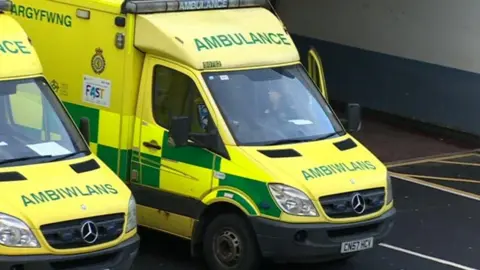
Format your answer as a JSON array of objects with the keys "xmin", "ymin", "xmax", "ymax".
[{"xmin": 203, "ymin": 213, "xmax": 261, "ymax": 270}]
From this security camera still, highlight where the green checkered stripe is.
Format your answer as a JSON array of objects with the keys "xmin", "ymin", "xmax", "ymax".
[
  {"xmin": 64, "ymin": 102, "xmax": 281, "ymax": 218},
  {"xmin": 63, "ymin": 102, "xmax": 131, "ymax": 180}
]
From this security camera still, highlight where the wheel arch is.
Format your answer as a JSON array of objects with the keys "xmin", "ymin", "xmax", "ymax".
[{"xmin": 190, "ymin": 189, "xmax": 260, "ymax": 257}]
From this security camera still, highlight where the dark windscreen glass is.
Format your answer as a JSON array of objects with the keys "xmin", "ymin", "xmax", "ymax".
[
  {"xmin": 202, "ymin": 64, "xmax": 344, "ymax": 146},
  {"xmin": 0, "ymin": 77, "xmax": 89, "ymax": 166}
]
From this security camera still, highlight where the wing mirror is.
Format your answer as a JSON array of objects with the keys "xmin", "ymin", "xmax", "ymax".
[
  {"xmin": 168, "ymin": 115, "xmax": 230, "ymax": 158},
  {"xmin": 169, "ymin": 115, "xmax": 219, "ymax": 148},
  {"xmin": 169, "ymin": 116, "xmax": 191, "ymax": 147},
  {"xmin": 79, "ymin": 117, "xmax": 90, "ymax": 143},
  {"xmin": 341, "ymin": 103, "xmax": 362, "ymax": 132}
]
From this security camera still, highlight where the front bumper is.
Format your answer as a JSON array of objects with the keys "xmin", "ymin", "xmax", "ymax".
[
  {"xmin": 250, "ymin": 207, "xmax": 396, "ymax": 263},
  {"xmin": 0, "ymin": 234, "xmax": 140, "ymax": 270}
]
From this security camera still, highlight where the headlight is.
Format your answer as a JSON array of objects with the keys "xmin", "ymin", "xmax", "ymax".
[
  {"xmin": 386, "ymin": 172, "xmax": 394, "ymax": 204},
  {"xmin": 268, "ymin": 184, "xmax": 319, "ymax": 216},
  {"xmin": 0, "ymin": 213, "xmax": 39, "ymax": 248},
  {"xmin": 126, "ymin": 195, "xmax": 137, "ymax": 232}
]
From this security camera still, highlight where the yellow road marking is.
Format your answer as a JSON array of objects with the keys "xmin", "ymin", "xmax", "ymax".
[
  {"xmin": 433, "ymin": 160, "xmax": 480, "ymax": 166},
  {"xmin": 387, "ymin": 152, "xmax": 476, "ymax": 168},
  {"xmin": 398, "ymin": 173, "xmax": 480, "ymax": 184},
  {"xmin": 391, "ymin": 173, "xmax": 480, "ymax": 201}
]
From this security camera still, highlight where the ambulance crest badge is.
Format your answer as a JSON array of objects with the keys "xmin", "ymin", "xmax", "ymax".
[{"xmin": 91, "ymin": 47, "xmax": 106, "ymax": 74}]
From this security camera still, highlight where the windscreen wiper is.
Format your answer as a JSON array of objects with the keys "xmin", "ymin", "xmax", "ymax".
[
  {"xmin": 263, "ymin": 138, "xmax": 311, "ymax": 146},
  {"xmin": 50, "ymin": 150, "xmax": 89, "ymax": 162},
  {"xmin": 264, "ymin": 131, "xmax": 343, "ymax": 146},
  {"xmin": 0, "ymin": 155, "xmax": 53, "ymax": 166},
  {"xmin": 311, "ymin": 131, "xmax": 342, "ymax": 141}
]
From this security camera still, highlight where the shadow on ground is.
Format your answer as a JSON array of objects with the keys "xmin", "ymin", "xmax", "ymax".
[{"xmin": 352, "ymin": 118, "xmax": 468, "ymax": 163}]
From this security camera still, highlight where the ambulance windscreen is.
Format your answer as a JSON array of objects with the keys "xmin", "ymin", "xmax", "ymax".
[
  {"xmin": 203, "ymin": 64, "xmax": 345, "ymax": 146},
  {"xmin": 0, "ymin": 77, "xmax": 90, "ymax": 167}
]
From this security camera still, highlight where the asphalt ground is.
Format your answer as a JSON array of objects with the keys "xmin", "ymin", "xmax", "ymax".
[
  {"xmin": 389, "ymin": 151, "xmax": 480, "ymax": 200},
  {"xmin": 129, "ymin": 113, "xmax": 480, "ymax": 270},
  {"xmin": 130, "ymin": 151, "xmax": 480, "ymax": 270}
]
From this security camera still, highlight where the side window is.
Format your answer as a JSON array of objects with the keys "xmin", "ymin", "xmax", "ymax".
[{"xmin": 152, "ymin": 65, "xmax": 210, "ymax": 133}]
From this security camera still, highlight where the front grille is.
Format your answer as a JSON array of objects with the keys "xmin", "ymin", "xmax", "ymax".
[
  {"xmin": 319, "ymin": 188, "xmax": 385, "ymax": 218},
  {"xmin": 40, "ymin": 213, "xmax": 125, "ymax": 249}
]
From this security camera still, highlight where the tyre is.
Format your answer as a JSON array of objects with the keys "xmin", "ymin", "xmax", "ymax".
[{"xmin": 203, "ymin": 213, "xmax": 261, "ymax": 270}]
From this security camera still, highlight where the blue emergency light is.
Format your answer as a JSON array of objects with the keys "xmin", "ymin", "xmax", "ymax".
[
  {"xmin": 0, "ymin": 0, "xmax": 12, "ymax": 12},
  {"xmin": 123, "ymin": 0, "xmax": 268, "ymax": 14}
]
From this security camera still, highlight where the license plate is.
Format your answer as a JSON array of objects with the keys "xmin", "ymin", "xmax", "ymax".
[{"xmin": 340, "ymin": 237, "xmax": 374, "ymax": 253}]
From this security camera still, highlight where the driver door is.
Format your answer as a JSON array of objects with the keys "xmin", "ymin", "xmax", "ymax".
[
  {"xmin": 307, "ymin": 47, "xmax": 329, "ymax": 101},
  {"xmin": 132, "ymin": 56, "xmax": 216, "ymax": 238}
]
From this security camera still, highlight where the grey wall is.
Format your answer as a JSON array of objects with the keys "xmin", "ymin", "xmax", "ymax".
[{"xmin": 276, "ymin": 0, "xmax": 480, "ymax": 136}]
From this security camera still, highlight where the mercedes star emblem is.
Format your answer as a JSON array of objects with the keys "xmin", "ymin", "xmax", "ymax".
[
  {"xmin": 351, "ymin": 193, "xmax": 366, "ymax": 214},
  {"xmin": 80, "ymin": 221, "xmax": 99, "ymax": 244},
  {"xmin": 81, "ymin": 204, "xmax": 87, "ymax": 210},
  {"xmin": 350, "ymin": 179, "xmax": 356, "ymax": 184}
]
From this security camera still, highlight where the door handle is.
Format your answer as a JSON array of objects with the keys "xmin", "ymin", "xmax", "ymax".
[{"xmin": 143, "ymin": 140, "xmax": 161, "ymax": 150}]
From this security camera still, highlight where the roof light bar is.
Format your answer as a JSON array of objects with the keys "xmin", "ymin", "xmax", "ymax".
[
  {"xmin": 123, "ymin": 0, "xmax": 268, "ymax": 14},
  {"xmin": 0, "ymin": 0, "xmax": 12, "ymax": 12}
]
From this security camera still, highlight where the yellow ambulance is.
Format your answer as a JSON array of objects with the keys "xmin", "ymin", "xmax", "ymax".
[
  {"xmin": 0, "ymin": 1, "xmax": 139, "ymax": 269},
  {"xmin": 12, "ymin": 0, "xmax": 396, "ymax": 269}
]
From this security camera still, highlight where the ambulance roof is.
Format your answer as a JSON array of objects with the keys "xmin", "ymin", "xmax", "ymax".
[
  {"xmin": 134, "ymin": 7, "xmax": 300, "ymax": 70},
  {"xmin": 0, "ymin": 12, "xmax": 43, "ymax": 79},
  {"xmin": 41, "ymin": 0, "xmax": 271, "ymax": 15}
]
